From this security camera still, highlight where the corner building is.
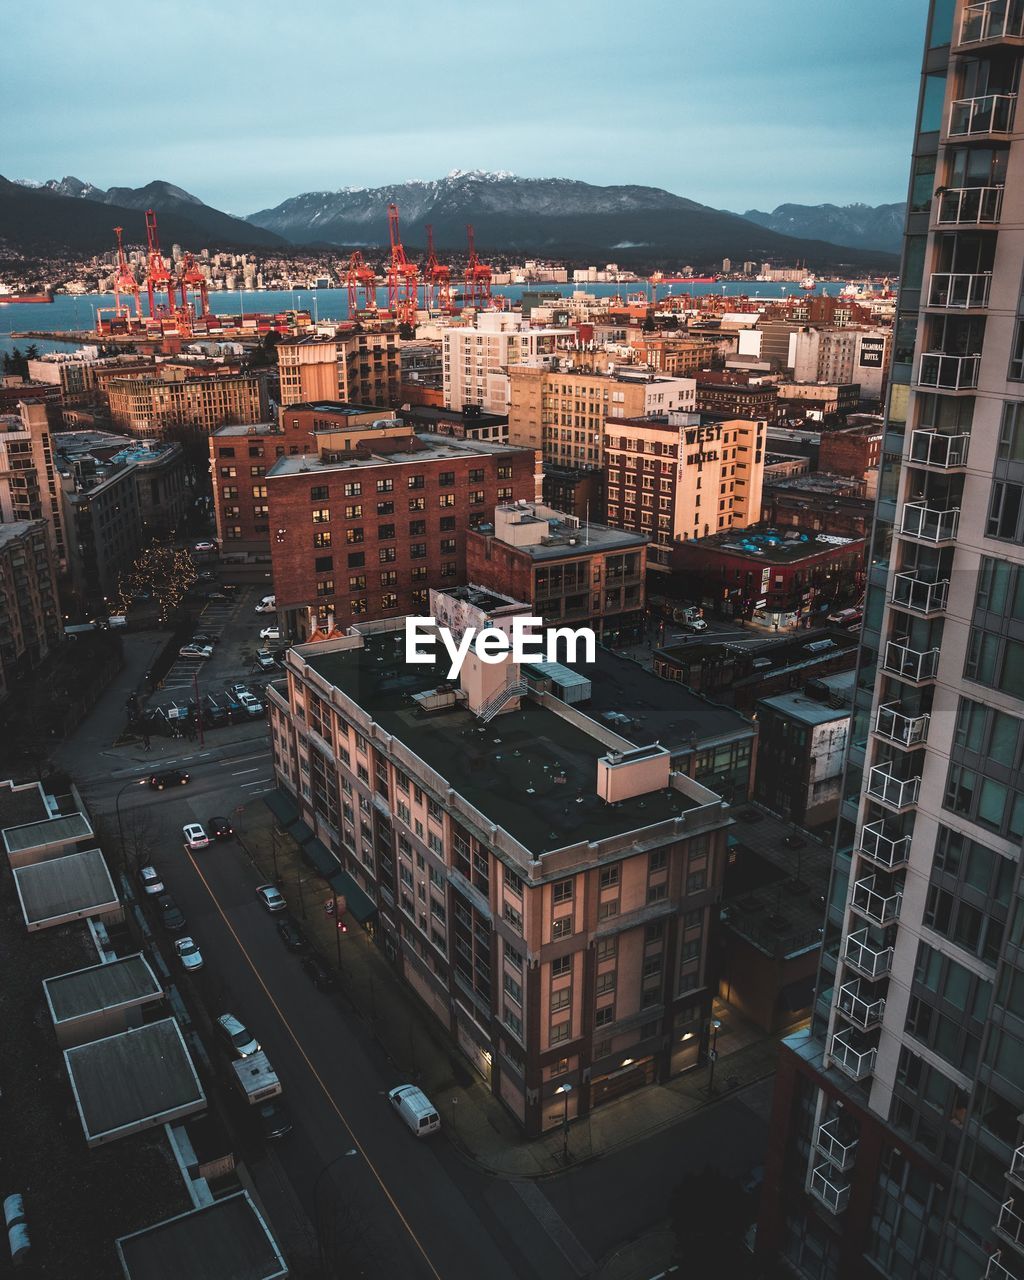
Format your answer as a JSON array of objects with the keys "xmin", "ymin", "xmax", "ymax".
[
  {"xmin": 758, "ymin": 6, "xmax": 1024, "ymax": 1279},
  {"xmin": 267, "ymin": 605, "xmax": 731, "ymax": 1136}
]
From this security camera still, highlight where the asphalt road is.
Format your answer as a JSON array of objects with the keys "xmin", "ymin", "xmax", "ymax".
[{"xmin": 79, "ymin": 749, "xmax": 770, "ymax": 1280}]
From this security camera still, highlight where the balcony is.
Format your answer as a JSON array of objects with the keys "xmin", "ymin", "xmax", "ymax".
[
  {"xmin": 900, "ymin": 501, "xmax": 960, "ymax": 544},
  {"xmin": 948, "ymin": 93, "xmax": 1017, "ymax": 138},
  {"xmin": 910, "ymin": 429, "xmax": 970, "ymax": 470},
  {"xmin": 845, "ymin": 928, "xmax": 894, "ymax": 980},
  {"xmin": 928, "ymin": 272, "xmax": 993, "ymax": 310},
  {"xmin": 838, "ymin": 979, "xmax": 886, "ymax": 1030},
  {"xmin": 809, "ymin": 1163, "xmax": 851, "ymax": 1214},
  {"xmin": 875, "ymin": 702, "xmax": 930, "ymax": 749},
  {"xmin": 985, "ymin": 1252, "xmax": 1018, "ymax": 1280},
  {"xmin": 891, "ymin": 572, "xmax": 950, "ymax": 617},
  {"xmin": 883, "ymin": 638, "xmax": 941, "ymax": 684},
  {"xmin": 866, "ymin": 764, "xmax": 921, "ymax": 813},
  {"xmin": 936, "ymin": 184, "xmax": 1004, "ymax": 226},
  {"xmin": 817, "ymin": 1118, "xmax": 859, "ymax": 1172},
  {"xmin": 852, "ymin": 875, "xmax": 904, "ymax": 927},
  {"xmin": 859, "ymin": 820, "xmax": 911, "ymax": 870},
  {"xmin": 997, "ymin": 1200, "xmax": 1024, "ymax": 1250},
  {"xmin": 1010, "ymin": 1145, "xmax": 1024, "ymax": 1191},
  {"xmin": 958, "ymin": 0, "xmax": 1024, "ymax": 46},
  {"xmin": 831, "ymin": 1027, "xmax": 879, "ymax": 1082},
  {"xmin": 916, "ymin": 352, "xmax": 981, "ymax": 391}
]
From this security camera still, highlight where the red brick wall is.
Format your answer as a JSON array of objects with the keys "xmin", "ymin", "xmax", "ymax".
[
  {"xmin": 818, "ymin": 430, "xmax": 879, "ymax": 480},
  {"xmin": 210, "ymin": 420, "xmax": 314, "ymax": 550},
  {"xmin": 267, "ymin": 447, "xmax": 538, "ymax": 623}
]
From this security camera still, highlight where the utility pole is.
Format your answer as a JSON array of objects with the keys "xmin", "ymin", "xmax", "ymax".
[{"xmin": 193, "ymin": 670, "xmax": 204, "ymax": 746}]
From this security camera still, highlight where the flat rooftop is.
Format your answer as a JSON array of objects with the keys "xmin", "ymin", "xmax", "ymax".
[
  {"xmin": 211, "ymin": 421, "xmax": 279, "ymax": 437},
  {"xmin": 289, "ymin": 400, "xmax": 385, "ymax": 416},
  {"xmin": 0, "ymin": 519, "xmax": 47, "ymax": 548},
  {"xmin": 569, "ymin": 646, "xmax": 752, "ymax": 748},
  {"xmin": 488, "ymin": 510, "xmax": 647, "ymax": 560},
  {"xmin": 267, "ymin": 432, "xmax": 530, "ymax": 476},
  {"xmin": 400, "ymin": 405, "xmax": 508, "ymax": 426},
  {"xmin": 299, "ymin": 638, "xmax": 699, "ymax": 856},
  {"xmin": 13, "ymin": 847, "xmax": 119, "ymax": 930},
  {"xmin": 44, "ymin": 954, "xmax": 163, "ymax": 1026},
  {"xmin": 0, "ymin": 778, "xmax": 51, "ymax": 829},
  {"xmin": 681, "ymin": 526, "xmax": 861, "ymax": 564},
  {"xmin": 4, "ymin": 810, "xmax": 93, "ymax": 857},
  {"xmin": 116, "ymin": 1192, "xmax": 287, "ymax": 1280},
  {"xmin": 64, "ymin": 1019, "xmax": 206, "ymax": 1146},
  {"xmin": 757, "ymin": 687, "xmax": 851, "ymax": 726}
]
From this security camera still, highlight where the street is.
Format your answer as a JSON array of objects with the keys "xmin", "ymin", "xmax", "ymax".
[{"xmin": 76, "ymin": 744, "xmax": 770, "ymax": 1280}]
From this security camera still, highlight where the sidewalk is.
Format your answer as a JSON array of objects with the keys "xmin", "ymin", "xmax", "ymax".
[{"xmin": 235, "ymin": 801, "xmax": 783, "ymax": 1182}]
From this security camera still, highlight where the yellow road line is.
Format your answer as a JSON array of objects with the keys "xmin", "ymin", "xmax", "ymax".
[{"xmin": 183, "ymin": 847, "xmax": 443, "ymax": 1280}]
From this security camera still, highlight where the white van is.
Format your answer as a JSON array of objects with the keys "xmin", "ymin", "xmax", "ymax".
[{"xmin": 387, "ymin": 1084, "xmax": 441, "ymax": 1137}]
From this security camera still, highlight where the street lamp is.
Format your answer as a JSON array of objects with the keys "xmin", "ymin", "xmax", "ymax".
[
  {"xmin": 555, "ymin": 1083, "xmax": 573, "ymax": 1164},
  {"xmin": 708, "ymin": 1018, "xmax": 722, "ymax": 1095},
  {"xmin": 313, "ymin": 1148, "xmax": 358, "ymax": 1278},
  {"xmin": 115, "ymin": 778, "xmax": 147, "ymax": 868}
]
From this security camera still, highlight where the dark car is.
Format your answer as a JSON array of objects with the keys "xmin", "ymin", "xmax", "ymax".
[
  {"xmin": 276, "ymin": 916, "xmax": 309, "ymax": 953},
  {"xmin": 208, "ymin": 816, "xmax": 234, "ymax": 840},
  {"xmin": 150, "ymin": 769, "xmax": 190, "ymax": 790},
  {"xmin": 257, "ymin": 1098, "xmax": 293, "ymax": 1140},
  {"xmin": 301, "ymin": 953, "xmax": 338, "ymax": 990},
  {"xmin": 157, "ymin": 894, "xmax": 186, "ymax": 932}
]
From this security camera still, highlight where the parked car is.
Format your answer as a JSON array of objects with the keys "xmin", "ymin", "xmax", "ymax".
[
  {"xmin": 301, "ymin": 954, "xmax": 338, "ymax": 990},
  {"xmin": 174, "ymin": 936, "xmax": 204, "ymax": 971},
  {"xmin": 256, "ymin": 883, "xmax": 287, "ymax": 913},
  {"xmin": 182, "ymin": 822, "xmax": 209, "ymax": 851},
  {"xmin": 150, "ymin": 769, "xmax": 190, "ymax": 790},
  {"xmin": 678, "ymin": 619, "xmax": 709, "ymax": 634},
  {"xmin": 276, "ymin": 916, "xmax": 309, "ymax": 953},
  {"xmin": 179, "ymin": 643, "xmax": 214, "ymax": 659},
  {"xmin": 208, "ymin": 591, "xmax": 231, "ymax": 602},
  {"xmin": 388, "ymin": 1085, "xmax": 441, "ymax": 1137},
  {"xmin": 259, "ymin": 625, "xmax": 281, "ymax": 641},
  {"xmin": 216, "ymin": 1012, "xmax": 260, "ymax": 1058},
  {"xmin": 238, "ymin": 691, "xmax": 264, "ymax": 717},
  {"xmin": 138, "ymin": 865, "xmax": 164, "ymax": 896},
  {"xmin": 191, "ymin": 632, "xmax": 220, "ymax": 647},
  {"xmin": 254, "ymin": 595, "xmax": 276, "ymax": 613},
  {"xmin": 229, "ymin": 683, "xmax": 251, "ymax": 698},
  {"xmin": 193, "ymin": 540, "xmax": 218, "ymax": 552},
  {"xmin": 254, "ymin": 651, "xmax": 276, "ymax": 671},
  {"xmin": 208, "ymin": 816, "xmax": 234, "ymax": 840},
  {"xmin": 158, "ymin": 894, "xmax": 186, "ymax": 932},
  {"xmin": 257, "ymin": 1098, "xmax": 292, "ymax": 1139}
]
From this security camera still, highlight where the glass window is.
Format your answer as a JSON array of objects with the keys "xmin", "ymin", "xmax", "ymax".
[{"xmin": 919, "ymin": 73, "xmax": 947, "ymax": 133}]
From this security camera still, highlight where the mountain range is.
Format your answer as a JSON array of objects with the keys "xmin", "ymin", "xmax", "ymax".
[
  {"xmin": 1, "ymin": 170, "xmax": 901, "ymax": 268},
  {"xmin": 741, "ymin": 201, "xmax": 906, "ymax": 255}
]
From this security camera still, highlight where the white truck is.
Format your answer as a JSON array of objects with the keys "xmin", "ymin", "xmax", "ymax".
[{"xmin": 231, "ymin": 1052, "xmax": 281, "ymax": 1105}]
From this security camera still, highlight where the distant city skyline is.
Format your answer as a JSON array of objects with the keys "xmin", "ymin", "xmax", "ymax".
[{"xmin": 9, "ymin": 0, "xmax": 927, "ymax": 215}]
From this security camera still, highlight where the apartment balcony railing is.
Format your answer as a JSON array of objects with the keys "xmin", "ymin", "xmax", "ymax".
[
  {"xmin": 997, "ymin": 1200, "xmax": 1024, "ymax": 1250},
  {"xmin": 936, "ymin": 184, "xmax": 1004, "ymax": 225},
  {"xmin": 928, "ymin": 271, "xmax": 993, "ymax": 310},
  {"xmin": 852, "ymin": 875, "xmax": 904, "ymax": 927},
  {"xmin": 845, "ymin": 928, "xmax": 894, "ymax": 980},
  {"xmin": 875, "ymin": 702, "xmax": 931, "ymax": 749},
  {"xmin": 916, "ymin": 352, "xmax": 981, "ymax": 391},
  {"xmin": 831, "ymin": 1027, "xmax": 879, "ymax": 1082},
  {"xmin": 984, "ymin": 1251, "xmax": 1018, "ymax": 1280},
  {"xmin": 949, "ymin": 93, "xmax": 1017, "ymax": 138},
  {"xmin": 883, "ymin": 638, "xmax": 941, "ymax": 684},
  {"xmin": 909, "ymin": 429, "xmax": 971, "ymax": 470},
  {"xmin": 891, "ymin": 571, "xmax": 950, "ymax": 617},
  {"xmin": 1010, "ymin": 1145, "xmax": 1024, "ymax": 1191},
  {"xmin": 837, "ymin": 978, "xmax": 887, "ymax": 1030},
  {"xmin": 859, "ymin": 819, "xmax": 912, "ymax": 870},
  {"xmin": 900, "ymin": 501, "xmax": 961, "ymax": 544},
  {"xmin": 817, "ymin": 1118, "xmax": 860, "ymax": 1172},
  {"xmin": 809, "ymin": 1163, "xmax": 851, "ymax": 1214},
  {"xmin": 866, "ymin": 764, "xmax": 921, "ymax": 813},
  {"xmin": 958, "ymin": 0, "xmax": 1024, "ymax": 46}
]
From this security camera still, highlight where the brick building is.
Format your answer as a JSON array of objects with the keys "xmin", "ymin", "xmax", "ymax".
[
  {"xmin": 671, "ymin": 526, "xmax": 866, "ymax": 628},
  {"xmin": 775, "ymin": 382, "xmax": 860, "ymax": 421},
  {"xmin": 398, "ymin": 404, "xmax": 508, "ymax": 444},
  {"xmin": 265, "ymin": 608, "xmax": 731, "ymax": 1135},
  {"xmin": 0, "ymin": 401, "xmax": 68, "ymax": 577},
  {"xmin": 266, "ymin": 436, "xmax": 540, "ymax": 637},
  {"xmin": 603, "ymin": 411, "xmax": 766, "ymax": 570},
  {"xmin": 276, "ymin": 328, "xmax": 401, "ymax": 408},
  {"xmin": 210, "ymin": 408, "xmax": 404, "ymax": 575},
  {"xmin": 817, "ymin": 421, "xmax": 884, "ymax": 480},
  {"xmin": 466, "ymin": 501, "xmax": 647, "ymax": 642},
  {"xmin": 541, "ymin": 466, "xmax": 606, "ymax": 522},
  {"xmin": 760, "ymin": 474, "xmax": 875, "ymax": 540},
  {"xmin": 695, "ymin": 374, "xmax": 780, "ymax": 423},
  {"xmin": 105, "ymin": 370, "xmax": 269, "ymax": 438},
  {"xmin": 0, "ymin": 520, "xmax": 61, "ymax": 703}
]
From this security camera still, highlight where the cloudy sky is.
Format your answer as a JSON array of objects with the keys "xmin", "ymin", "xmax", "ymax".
[{"xmin": 6, "ymin": 0, "xmax": 927, "ymax": 214}]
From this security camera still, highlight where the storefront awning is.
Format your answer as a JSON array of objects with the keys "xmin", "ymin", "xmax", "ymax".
[
  {"xmin": 262, "ymin": 789, "xmax": 298, "ymax": 828},
  {"xmin": 303, "ymin": 838, "xmax": 340, "ymax": 878},
  {"xmin": 326, "ymin": 868, "xmax": 377, "ymax": 924}
]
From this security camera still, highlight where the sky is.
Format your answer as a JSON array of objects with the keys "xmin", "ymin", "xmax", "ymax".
[{"xmin": 6, "ymin": 0, "xmax": 928, "ymax": 215}]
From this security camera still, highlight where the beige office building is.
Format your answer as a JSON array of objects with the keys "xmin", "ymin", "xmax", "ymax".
[
  {"xmin": 276, "ymin": 329, "xmax": 402, "ymax": 409},
  {"xmin": 442, "ymin": 312, "xmax": 572, "ymax": 415}
]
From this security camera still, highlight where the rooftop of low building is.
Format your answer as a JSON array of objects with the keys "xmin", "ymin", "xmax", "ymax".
[
  {"xmin": 756, "ymin": 669, "xmax": 855, "ymax": 725},
  {"xmin": 677, "ymin": 525, "xmax": 861, "ymax": 563},
  {"xmin": 266, "ymin": 433, "xmax": 532, "ymax": 476}
]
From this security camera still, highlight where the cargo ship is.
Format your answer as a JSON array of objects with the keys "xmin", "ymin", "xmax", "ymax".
[
  {"xmin": 651, "ymin": 274, "xmax": 719, "ymax": 284},
  {"xmin": 0, "ymin": 290, "xmax": 53, "ymax": 304}
]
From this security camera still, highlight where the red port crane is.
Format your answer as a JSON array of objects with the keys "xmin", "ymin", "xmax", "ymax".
[
  {"xmin": 422, "ymin": 224, "xmax": 455, "ymax": 314},
  {"xmin": 464, "ymin": 224, "xmax": 492, "ymax": 309},
  {"xmin": 386, "ymin": 203, "xmax": 419, "ymax": 326},
  {"xmin": 143, "ymin": 209, "xmax": 175, "ymax": 319},
  {"xmin": 111, "ymin": 226, "xmax": 142, "ymax": 321},
  {"xmin": 178, "ymin": 252, "xmax": 210, "ymax": 320},
  {"xmin": 344, "ymin": 250, "xmax": 378, "ymax": 314}
]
